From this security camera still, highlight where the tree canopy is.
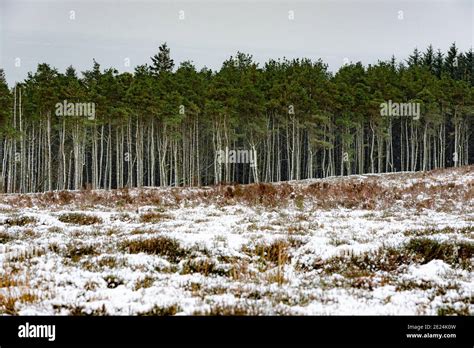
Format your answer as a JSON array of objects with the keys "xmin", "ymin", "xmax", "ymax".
[{"xmin": 0, "ymin": 43, "xmax": 472, "ymax": 192}]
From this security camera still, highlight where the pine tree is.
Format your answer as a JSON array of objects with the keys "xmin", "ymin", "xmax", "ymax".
[
  {"xmin": 433, "ymin": 49, "xmax": 444, "ymax": 78},
  {"xmin": 0, "ymin": 44, "xmax": 472, "ymax": 192},
  {"xmin": 0, "ymin": 69, "xmax": 11, "ymax": 130},
  {"xmin": 422, "ymin": 45, "xmax": 435, "ymax": 72},
  {"xmin": 407, "ymin": 48, "xmax": 421, "ymax": 67},
  {"xmin": 444, "ymin": 42, "xmax": 459, "ymax": 79},
  {"xmin": 150, "ymin": 43, "xmax": 175, "ymax": 76},
  {"xmin": 458, "ymin": 48, "xmax": 473, "ymax": 85}
]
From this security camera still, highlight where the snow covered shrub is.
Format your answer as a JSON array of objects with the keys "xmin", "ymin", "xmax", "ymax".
[
  {"xmin": 403, "ymin": 226, "xmax": 474, "ymax": 237},
  {"xmin": 0, "ymin": 231, "xmax": 13, "ymax": 243},
  {"xmin": 121, "ymin": 236, "xmax": 187, "ymax": 262},
  {"xmin": 135, "ymin": 190, "xmax": 162, "ymax": 206},
  {"xmin": 134, "ymin": 276, "xmax": 155, "ymax": 290},
  {"xmin": 104, "ymin": 275, "xmax": 124, "ymax": 289},
  {"xmin": 405, "ymin": 238, "xmax": 473, "ymax": 268},
  {"xmin": 298, "ymin": 246, "xmax": 416, "ymax": 275},
  {"xmin": 139, "ymin": 211, "xmax": 171, "ymax": 223},
  {"xmin": 57, "ymin": 190, "xmax": 75, "ymax": 205},
  {"xmin": 181, "ymin": 257, "xmax": 219, "ymax": 276},
  {"xmin": 4, "ymin": 215, "xmax": 37, "ymax": 226},
  {"xmin": 437, "ymin": 305, "xmax": 471, "ymax": 316},
  {"xmin": 294, "ymin": 194, "xmax": 305, "ymax": 210},
  {"xmin": 137, "ymin": 304, "xmax": 180, "ymax": 316},
  {"xmin": 55, "ymin": 304, "xmax": 108, "ymax": 316},
  {"xmin": 58, "ymin": 212, "xmax": 102, "ymax": 225},
  {"xmin": 111, "ymin": 187, "xmax": 134, "ymax": 206},
  {"xmin": 65, "ymin": 243, "xmax": 98, "ymax": 262},
  {"xmin": 193, "ymin": 301, "xmax": 264, "ymax": 316},
  {"xmin": 222, "ymin": 182, "xmax": 288, "ymax": 207}
]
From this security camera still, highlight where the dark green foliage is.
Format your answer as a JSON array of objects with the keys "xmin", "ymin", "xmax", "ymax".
[
  {"xmin": 150, "ymin": 43, "xmax": 175, "ymax": 75},
  {"xmin": 0, "ymin": 42, "xmax": 472, "ymax": 191}
]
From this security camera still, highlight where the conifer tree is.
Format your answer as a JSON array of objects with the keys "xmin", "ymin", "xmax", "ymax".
[{"xmin": 151, "ymin": 43, "xmax": 175, "ymax": 76}]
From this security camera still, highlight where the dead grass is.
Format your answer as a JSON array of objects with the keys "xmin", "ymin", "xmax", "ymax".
[
  {"xmin": 213, "ymin": 182, "xmax": 293, "ymax": 207},
  {"xmin": 243, "ymin": 239, "xmax": 290, "ymax": 265},
  {"xmin": 0, "ymin": 165, "xmax": 470, "ymax": 212},
  {"xmin": 265, "ymin": 267, "xmax": 287, "ymax": 285},
  {"xmin": 0, "ymin": 272, "xmax": 38, "ymax": 315},
  {"xmin": 242, "ymin": 239, "xmax": 290, "ymax": 284},
  {"xmin": 0, "ymin": 291, "xmax": 38, "ymax": 315}
]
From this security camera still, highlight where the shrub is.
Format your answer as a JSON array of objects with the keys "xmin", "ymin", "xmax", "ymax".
[
  {"xmin": 194, "ymin": 302, "xmax": 263, "ymax": 316},
  {"xmin": 4, "ymin": 216, "xmax": 37, "ymax": 226},
  {"xmin": 405, "ymin": 238, "xmax": 473, "ymax": 266},
  {"xmin": 0, "ymin": 232, "xmax": 13, "ymax": 244},
  {"xmin": 180, "ymin": 258, "xmax": 231, "ymax": 276},
  {"xmin": 302, "ymin": 247, "xmax": 416, "ymax": 276},
  {"xmin": 104, "ymin": 275, "xmax": 124, "ymax": 289},
  {"xmin": 57, "ymin": 191, "xmax": 75, "ymax": 204},
  {"xmin": 121, "ymin": 236, "xmax": 186, "ymax": 262},
  {"xmin": 134, "ymin": 276, "xmax": 155, "ymax": 290},
  {"xmin": 59, "ymin": 213, "xmax": 102, "ymax": 225},
  {"xmin": 404, "ymin": 226, "xmax": 474, "ymax": 237},
  {"xmin": 65, "ymin": 244, "xmax": 97, "ymax": 262},
  {"xmin": 137, "ymin": 304, "xmax": 180, "ymax": 316},
  {"xmin": 139, "ymin": 212, "xmax": 171, "ymax": 223},
  {"xmin": 294, "ymin": 195, "xmax": 305, "ymax": 210},
  {"xmin": 437, "ymin": 305, "xmax": 470, "ymax": 316},
  {"xmin": 53, "ymin": 304, "xmax": 108, "ymax": 316}
]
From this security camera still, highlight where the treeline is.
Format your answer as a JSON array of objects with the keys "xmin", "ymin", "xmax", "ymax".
[{"xmin": 0, "ymin": 43, "xmax": 472, "ymax": 193}]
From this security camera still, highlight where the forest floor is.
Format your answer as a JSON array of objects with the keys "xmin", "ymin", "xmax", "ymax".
[{"xmin": 0, "ymin": 166, "xmax": 473, "ymax": 315}]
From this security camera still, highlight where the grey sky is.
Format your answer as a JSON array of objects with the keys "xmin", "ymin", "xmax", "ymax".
[{"xmin": 0, "ymin": 0, "xmax": 472, "ymax": 86}]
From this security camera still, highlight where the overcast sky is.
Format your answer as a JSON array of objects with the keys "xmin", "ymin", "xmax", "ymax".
[{"xmin": 0, "ymin": 0, "xmax": 472, "ymax": 86}]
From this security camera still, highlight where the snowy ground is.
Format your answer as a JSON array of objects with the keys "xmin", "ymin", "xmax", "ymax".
[{"xmin": 0, "ymin": 166, "xmax": 473, "ymax": 315}]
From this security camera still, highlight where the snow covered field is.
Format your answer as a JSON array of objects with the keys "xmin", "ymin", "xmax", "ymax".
[{"xmin": 0, "ymin": 166, "xmax": 473, "ymax": 315}]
